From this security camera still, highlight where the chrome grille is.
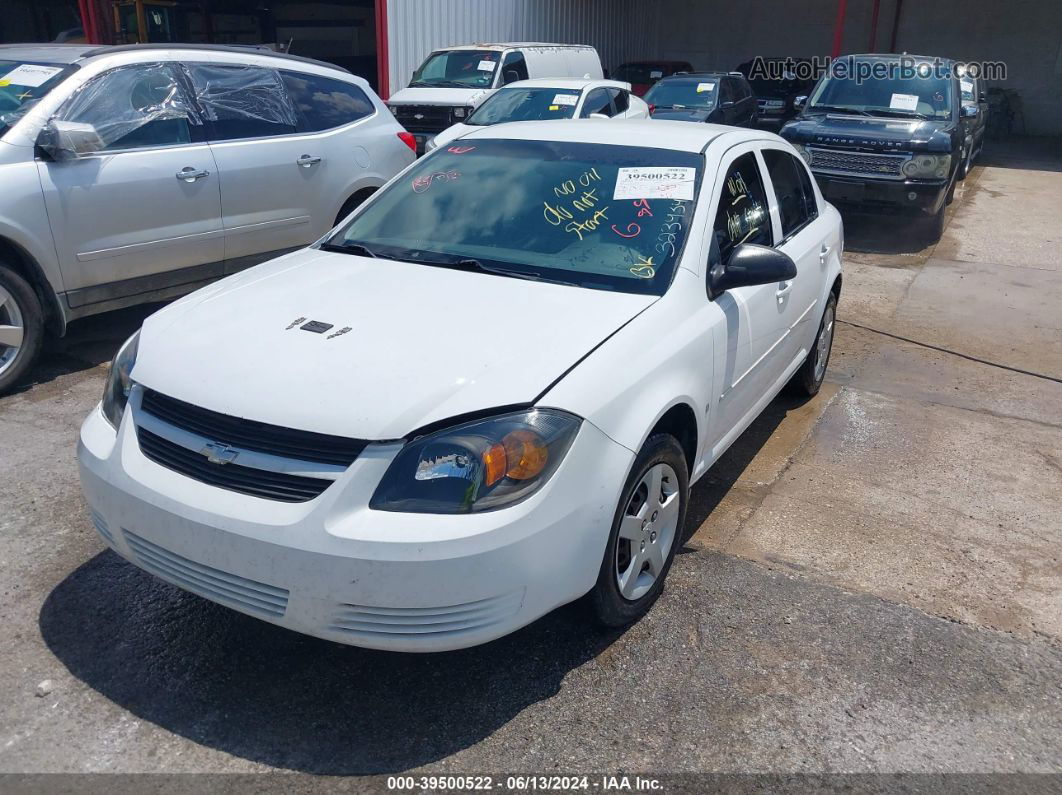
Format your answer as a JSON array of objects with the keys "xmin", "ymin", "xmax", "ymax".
[
  {"xmin": 808, "ymin": 147, "xmax": 908, "ymax": 178},
  {"xmin": 124, "ymin": 530, "xmax": 289, "ymax": 617}
]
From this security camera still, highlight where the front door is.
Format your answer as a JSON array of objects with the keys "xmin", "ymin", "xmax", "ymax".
[
  {"xmin": 38, "ymin": 63, "xmax": 224, "ymax": 307},
  {"xmin": 707, "ymin": 145, "xmax": 790, "ymax": 455}
]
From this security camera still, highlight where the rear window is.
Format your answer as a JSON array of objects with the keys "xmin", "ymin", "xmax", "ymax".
[
  {"xmin": 644, "ymin": 80, "xmax": 717, "ymax": 109},
  {"xmin": 281, "ymin": 71, "xmax": 374, "ymax": 132}
]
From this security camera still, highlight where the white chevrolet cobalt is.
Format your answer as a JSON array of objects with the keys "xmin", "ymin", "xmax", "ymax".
[{"xmin": 78, "ymin": 120, "xmax": 842, "ymax": 652}]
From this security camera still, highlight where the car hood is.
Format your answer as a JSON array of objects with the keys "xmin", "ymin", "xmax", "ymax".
[
  {"xmin": 133, "ymin": 250, "xmax": 655, "ymax": 440},
  {"xmin": 388, "ymin": 86, "xmax": 492, "ymax": 107},
  {"xmin": 781, "ymin": 113, "xmax": 957, "ymax": 152},
  {"xmin": 650, "ymin": 108, "xmax": 712, "ymax": 122}
]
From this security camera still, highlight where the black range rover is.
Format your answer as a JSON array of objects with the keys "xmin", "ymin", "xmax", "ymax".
[{"xmin": 781, "ymin": 54, "xmax": 974, "ymax": 236}]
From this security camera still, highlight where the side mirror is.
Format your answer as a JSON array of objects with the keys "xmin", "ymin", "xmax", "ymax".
[
  {"xmin": 708, "ymin": 243, "xmax": 798, "ymax": 300},
  {"xmin": 794, "ymin": 95, "xmax": 808, "ymax": 110},
  {"xmin": 588, "ymin": 112, "xmax": 610, "ymax": 120},
  {"xmin": 37, "ymin": 119, "xmax": 104, "ymax": 161},
  {"xmin": 961, "ymin": 104, "xmax": 979, "ymax": 118}
]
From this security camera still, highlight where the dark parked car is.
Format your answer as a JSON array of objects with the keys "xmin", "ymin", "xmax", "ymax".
[
  {"xmin": 736, "ymin": 57, "xmax": 816, "ymax": 129},
  {"xmin": 612, "ymin": 60, "xmax": 693, "ymax": 96},
  {"xmin": 780, "ymin": 53, "xmax": 979, "ymax": 238},
  {"xmin": 645, "ymin": 72, "xmax": 757, "ymax": 127}
]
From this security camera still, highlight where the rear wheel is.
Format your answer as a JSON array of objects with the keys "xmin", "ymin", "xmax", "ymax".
[
  {"xmin": 590, "ymin": 433, "xmax": 688, "ymax": 627},
  {"xmin": 0, "ymin": 265, "xmax": 44, "ymax": 394},
  {"xmin": 787, "ymin": 292, "xmax": 836, "ymax": 397},
  {"xmin": 333, "ymin": 188, "xmax": 377, "ymax": 228}
]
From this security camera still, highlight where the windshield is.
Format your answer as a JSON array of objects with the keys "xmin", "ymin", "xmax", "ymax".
[
  {"xmin": 643, "ymin": 80, "xmax": 717, "ymax": 109},
  {"xmin": 411, "ymin": 50, "xmax": 500, "ymax": 89},
  {"xmin": 807, "ymin": 61, "xmax": 953, "ymax": 120},
  {"xmin": 0, "ymin": 60, "xmax": 72, "ymax": 134},
  {"xmin": 614, "ymin": 64, "xmax": 668, "ymax": 84},
  {"xmin": 325, "ymin": 139, "xmax": 702, "ymax": 295},
  {"xmin": 467, "ymin": 87, "xmax": 582, "ymax": 125}
]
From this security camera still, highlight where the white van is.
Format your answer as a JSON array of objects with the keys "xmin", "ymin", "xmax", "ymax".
[{"xmin": 387, "ymin": 43, "xmax": 603, "ymax": 153}]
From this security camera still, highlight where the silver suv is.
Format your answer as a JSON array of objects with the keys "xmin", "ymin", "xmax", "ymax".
[{"xmin": 0, "ymin": 43, "xmax": 415, "ymax": 392}]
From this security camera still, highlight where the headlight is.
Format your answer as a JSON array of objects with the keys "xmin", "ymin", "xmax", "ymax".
[
  {"xmin": 370, "ymin": 409, "xmax": 581, "ymax": 514},
  {"xmin": 452, "ymin": 105, "xmax": 469, "ymax": 118},
  {"xmin": 902, "ymin": 153, "xmax": 951, "ymax": 179},
  {"xmin": 101, "ymin": 331, "xmax": 139, "ymax": 429},
  {"xmin": 792, "ymin": 143, "xmax": 812, "ymax": 164}
]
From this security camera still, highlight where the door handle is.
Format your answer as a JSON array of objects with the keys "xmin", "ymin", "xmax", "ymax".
[
  {"xmin": 176, "ymin": 167, "xmax": 210, "ymax": 182},
  {"xmin": 820, "ymin": 244, "xmax": 832, "ymax": 265},
  {"xmin": 776, "ymin": 280, "xmax": 793, "ymax": 304},
  {"xmin": 297, "ymin": 155, "xmax": 323, "ymax": 167}
]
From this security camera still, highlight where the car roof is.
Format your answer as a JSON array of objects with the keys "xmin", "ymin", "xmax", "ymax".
[
  {"xmin": 0, "ymin": 43, "xmax": 95, "ymax": 64},
  {"xmin": 657, "ymin": 72, "xmax": 731, "ymax": 81},
  {"xmin": 505, "ymin": 78, "xmax": 628, "ymax": 91},
  {"xmin": 842, "ymin": 52, "xmax": 954, "ymax": 64},
  {"xmin": 618, "ymin": 60, "xmax": 691, "ymax": 67},
  {"xmin": 435, "ymin": 42, "xmax": 593, "ymax": 52},
  {"xmin": 459, "ymin": 118, "xmax": 772, "ymax": 153},
  {"xmin": 0, "ymin": 42, "xmax": 349, "ymax": 74}
]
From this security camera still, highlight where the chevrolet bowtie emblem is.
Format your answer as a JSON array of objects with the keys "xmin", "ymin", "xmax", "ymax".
[{"xmin": 201, "ymin": 442, "xmax": 239, "ymax": 465}]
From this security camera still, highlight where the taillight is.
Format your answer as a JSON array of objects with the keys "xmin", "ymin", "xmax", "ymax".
[{"xmin": 397, "ymin": 131, "xmax": 417, "ymax": 152}]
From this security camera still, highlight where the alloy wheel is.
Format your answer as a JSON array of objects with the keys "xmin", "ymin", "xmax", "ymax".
[
  {"xmin": 0, "ymin": 284, "xmax": 25, "ymax": 378},
  {"xmin": 813, "ymin": 302, "xmax": 835, "ymax": 383}
]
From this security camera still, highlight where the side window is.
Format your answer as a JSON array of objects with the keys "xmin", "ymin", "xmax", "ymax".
[
  {"xmin": 609, "ymin": 88, "xmax": 630, "ymax": 114},
  {"xmin": 795, "ymin": 156, "xmax": 819, "ymax": 222},
  {"xmin": 57, "ymin": 63, "xmax": 197, "ymax": 151},
  {"xmin": 580, "ymin": 87, "xmax": 613, "ymax": 118},
  {"xmin": 500, "ymin": 52, "xmax": 529, "ymax": 84},
  {"xmin": 186, "ymin": 64, "xmax": 297, "ymax": 141},
  {"xmin": 713, "ymin": 152, "xmax": 773, "ymax": 260},
  {"xmin": 280, "ymin": 71, "xmax": 374, "ymax": 132},
  {"xmin": 762, "ymin": 149, "xmax": 813, "ymax": 239},
  {"xmin": 720, "ymin": 79, "xmax": 735, "ymax": 104}
]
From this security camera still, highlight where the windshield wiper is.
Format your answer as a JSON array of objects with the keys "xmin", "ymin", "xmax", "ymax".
[
  {"xmin": 808, "ymin": 104, "xmax": 874, "ymax": 117},
  {"xmin": 419, "ymin": 256, "xmax": 549, "ymax": 282},
  {"xmin": 319, "ymin": 241, "xmax": 380, "ymax": 258},
  {"xmin": 870, "ymin": 108, "xmax": 931, "ymax": 120},
  {"xmin": 410, "ymin": 79, "xmax": 468, "ymax": 88}
]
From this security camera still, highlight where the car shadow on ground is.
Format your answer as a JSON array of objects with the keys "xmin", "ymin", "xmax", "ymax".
[
  {"xmin": 7, "ymin": 303, "xmax": 161, "ymax": 396},
  {"xmin": 39, "ymin": 392, "xmax": 804, "ymax": 775},
  {"xmin": 840, "ymin": 210, "xmax": 936, "ymax": 256}
]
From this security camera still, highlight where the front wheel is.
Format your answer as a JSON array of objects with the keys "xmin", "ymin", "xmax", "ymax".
[
  {"xmin": 590, "ymin": 433, "xmax": 689, "ymax": 627},
  {"xmin": 0, "ymin": 265, "xmax": 44, "ymax": 395},
  {"xmin": 787, "ymin": 292, "xmax": 837, "ymax": 397}
]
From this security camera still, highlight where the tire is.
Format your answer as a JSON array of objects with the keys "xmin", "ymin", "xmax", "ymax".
[
  {"xmin": 590, "ymin": 433, "xmax": 689, "ymax": 627},
  {"xmin": 0, "ymin": 264, "xmax": 45, "ymax": 395},
  {"xmin": 333, "ymin": 188, "xmax": 377, "ymax": 228},
  {"xmin": 787, "ymin": 291, "xmax": 837, "ymax": 398}
]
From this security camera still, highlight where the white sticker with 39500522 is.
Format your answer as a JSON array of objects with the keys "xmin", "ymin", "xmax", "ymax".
[
  {"xmin": 552, "ymin": 93, "xmax": 578, "ymax": 106},
  {"xmin": 477, "ymin": 60, "xmax": 496, "ymax": 72},
  {"xmin": 889, "ymin": 93, "xmax": 919, "ymax": 111},
  {"xmin": 614, "ymin": 167, "xmax": 696, "ymax": 201}
]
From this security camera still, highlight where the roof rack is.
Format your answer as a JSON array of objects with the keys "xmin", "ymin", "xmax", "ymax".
[{"xmin": 78, "ymin": 43, "xmax": 350, "ymax": 74}]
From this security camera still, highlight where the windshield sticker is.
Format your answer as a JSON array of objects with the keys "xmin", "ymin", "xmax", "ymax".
[
  {"xmin": 0, "ymin": 64, "xmax": 63, "ymax": 87},
  {"xmin": 477, "ymin": 60, "xmax": 496, "ymax": 72},
  {"xmin": 549, "ymin": 105, "xmax": 560, "ymax": 111},
  {"xmin": 413, "ymin": 170, "xmax": 460, "ymax": 193},
  {"xmin": 696, "ymin": 82, "xmax": 715, "ymax": 93},
  {"xmin": 650, "ymin": 70, "xmax": 664, "ymax": 79},
  {"xmin": 552, "ymin": 93, "xmax": 578, "ymax": 106},
  {"xmin": 889, "ymin": 92, "xmax": 919, "ymax": 111},
  {"xmin": 614, "ymin": 167, "xmax": 696, "ymax": 201},
  {"xmin": 960, "ymin": 79, "xmax": 974, "ymax": 93}
]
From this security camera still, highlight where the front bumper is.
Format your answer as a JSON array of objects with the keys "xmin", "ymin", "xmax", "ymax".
[
  {"xmin": 78, "ymin": 398, "xmax": 634, "ymax": 652},
  {"xmin": 812, "ymin": 172, "xmax": 950, "ymax": 215}
]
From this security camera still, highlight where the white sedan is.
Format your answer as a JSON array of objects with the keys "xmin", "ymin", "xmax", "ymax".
[
  {"xmin": 426, "ymin": 78, "xmax": 649, "ymax": 152},
  {"xmin": 78, "ymin": 120, "xmax": 842, "ymax": 652}
]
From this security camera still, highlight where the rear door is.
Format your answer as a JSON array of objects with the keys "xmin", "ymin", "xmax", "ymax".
[
  {"xmin": 37, "ymin": 62, "xmax": 224, "ymax": 307},
  {"xmin": 760, "ymin": 146, "xmax": 830, "ymax": 364},
  {"xmin": 186, "ymin": 62, "xmax": 317, "ymax": 270}
]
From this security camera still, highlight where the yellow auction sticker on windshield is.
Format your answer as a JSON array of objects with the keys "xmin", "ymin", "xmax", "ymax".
[{"xmin": 0, "ymin": 81, "xmax": 9, "ymax": 88}]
